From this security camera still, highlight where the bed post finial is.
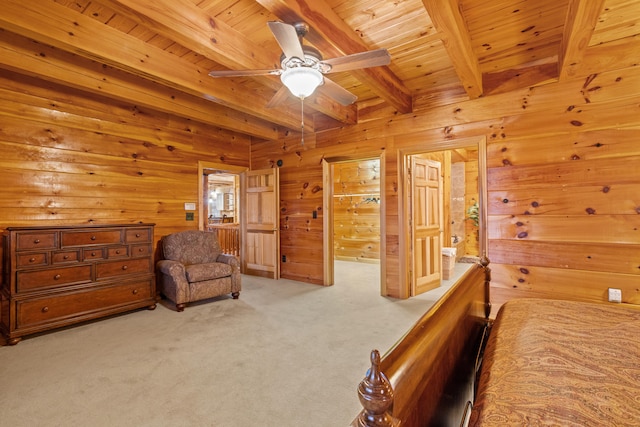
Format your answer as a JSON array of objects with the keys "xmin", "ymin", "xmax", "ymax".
[{"xmin": 352, "ymin": 349, "xmax": 400, "ymax": 427}]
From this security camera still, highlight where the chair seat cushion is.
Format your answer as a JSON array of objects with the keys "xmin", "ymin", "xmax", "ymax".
[{"xmin": 185, "ymin": 262, "xmax": 233, "ymax": 282}]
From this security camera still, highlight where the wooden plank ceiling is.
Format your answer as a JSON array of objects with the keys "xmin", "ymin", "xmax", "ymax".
[{"xmin": 0, "ymin": 0, "xmax": 637, "ymax": 141}]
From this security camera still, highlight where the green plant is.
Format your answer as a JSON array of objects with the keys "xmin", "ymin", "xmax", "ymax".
[{"xmin": 466, "ymin": 201, "xmax": 479, "ymax": 227}]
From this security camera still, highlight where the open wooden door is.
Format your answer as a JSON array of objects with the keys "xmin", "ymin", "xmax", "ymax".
[
  {"xmin": 410, "ymin": 157, "xmax": 442, "ymax": 296},
  {"xmin": 242, "ymin": 168, "xmax": 280, "ymax": 279}
]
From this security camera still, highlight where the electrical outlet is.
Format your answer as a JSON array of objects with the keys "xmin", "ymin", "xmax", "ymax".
[{"xmin": 608, "ymin": 288, "xmax": 622, "ymax": 303}]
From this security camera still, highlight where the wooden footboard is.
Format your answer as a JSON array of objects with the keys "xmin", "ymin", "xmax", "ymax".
[{"xmin": 353, "ymin": 258, "xmax": 491, "ymax": 427}]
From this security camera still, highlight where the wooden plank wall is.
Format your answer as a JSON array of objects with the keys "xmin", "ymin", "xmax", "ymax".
[
  {"xmin": 0, "ymin": 68, "xmax": 250, "ymax": 253},
  {"xmin": 252, "ymin": 62, "xmax": 640, "ymax": 308},
  {"xmin": 278, "ymin": 158, "xmax": 324, "ymax": 283},
  {"xmin": 333, "ymin": 160, "xmax": 381, "ymax": 262},
  {"xmin": 1, "ymin": 29, "xmax": 638, "ymax": 311}
]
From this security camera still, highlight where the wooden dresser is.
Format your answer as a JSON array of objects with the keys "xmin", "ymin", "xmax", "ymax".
[{"xmin": 0, "ymin": 224, "xmax": 156, "ymax": 345}]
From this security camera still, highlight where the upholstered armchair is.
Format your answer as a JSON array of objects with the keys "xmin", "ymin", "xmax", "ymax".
[{"xmin": 156, "ymin": 230, "xmax": 241, "ymax": 311}]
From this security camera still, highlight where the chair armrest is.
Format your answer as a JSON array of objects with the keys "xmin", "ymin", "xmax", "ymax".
[
  {"xmin": 157, "ymin": 259, "xmax": 186, "ymax": 277},
  {"xmin": 216, "ymin": 253, "xmax": 239, "ymax": 269},
  {"xmin": 156, "ymin": 259, "xmax": 190, "ymax": 306}
]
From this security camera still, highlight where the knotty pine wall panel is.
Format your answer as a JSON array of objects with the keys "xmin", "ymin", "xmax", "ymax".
[
  {"xmin": 486, "ymin": 128, "xmax": 640, "ymax": 168},
  {"xmin": 333, "ymin": 196, "xmax": 380, "ymax": 261},
  {"xmin": 333, "ymin": 160, "xmax": 381, "ymax": 195},
  {"xmin": 279, "ymin": 167, "xmax": 325, "ymax": 283},
  {"xmin": 491, "ymin": 264, "xmax": 640, "ymax": 305},
  {"xmin": 489, "ymin": 183, "xmax": 638, "ymax": 216},
  {"xmin": 252, "ymin": 64, "xmax": 640, "ymax": 307},
  {"xmin": 333, "ymin": 160, "xmax": 381, "ymax": 262},
  {"xmin": 0, "ymin": 69, "xmax": 250, "ymax": 255}
]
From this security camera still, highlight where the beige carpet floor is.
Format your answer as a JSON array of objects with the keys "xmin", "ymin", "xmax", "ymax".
[{"xmin": 0, "ymin": 260, "xmax": 471, "ymax": 427}]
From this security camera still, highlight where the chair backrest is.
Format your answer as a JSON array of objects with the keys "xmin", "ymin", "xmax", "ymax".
[{"xmin": 162, "ymin": 230, "xmax": 222, "ymax": 265}]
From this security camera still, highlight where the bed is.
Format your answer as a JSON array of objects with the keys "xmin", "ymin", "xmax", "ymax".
[
  {"xmin": 469, "ymin": 298, "xmax": 640, "ymax": 426},
  {"xmin": 352, "ymin": 259, "xmax": 640, "ymax": 427}
]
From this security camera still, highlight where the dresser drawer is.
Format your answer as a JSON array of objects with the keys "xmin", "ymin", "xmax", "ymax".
[
  {"xmin": 130, "ymin": 244, "xmax": 151, "ymax": 258},
  {"xmin": 52, "ymin": 250, "xmax": 80, "ymax": 264},
  {"xmin": 16, "ymin": 232, "xmax": 57, "ymax": 251},
  {"xmin": 16, "ymin": 280, "xmax": 153, "ymax": 329},
  {"xmin": 82, "ymin": 248, "xmax": 106, "ymax": 261},
  {"xmin": 61, "ymin": 230, "xmax": 122, "ymax": 247},
  {"xmin": 107, "ymin": 245, "xmax": 129, "ymax": 258},
  {"xmin": 96, "ymin": 258, "xmax": 151, "ymax": 279},
  {"xmin": 17, "ymin": 265, "xmax": 92, "ymax": 292},
  {"xmin": 125, "ymin": 227, "xmax": 152, "ymax": 243},
  {"xmin": 16, "ymin": 253, "xmax": 48, "ymax": 268}
]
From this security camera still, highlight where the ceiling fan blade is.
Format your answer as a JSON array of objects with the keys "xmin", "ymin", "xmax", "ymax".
[
  {"xmin": 322, "ymin": 49, "xmax": 391, "ymax": 73},
  {"xmin": 267, "ymin": 21, "xmax": 305, "ymax": 61},
  {"xmin": 265, "ymin": 85, "xmax": 291, "ymax": 109},
  {"xmin": 208, "ymin": 69, "xmax": 281, "ymax": 78},
  {"xmin": 320, "ymin": 77, "xmax": 358, "ymax": 106}
]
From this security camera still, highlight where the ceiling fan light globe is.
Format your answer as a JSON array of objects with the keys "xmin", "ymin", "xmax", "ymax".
[{"xmin": 281, "ymin": 67, "xmax": 323, "ymax": 98}]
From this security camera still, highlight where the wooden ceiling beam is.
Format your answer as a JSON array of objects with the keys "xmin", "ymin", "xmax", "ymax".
[
  {"xmin": 105, "ymin": 0, "xmax": 280, "ymax": 72},
  {"xmin": 558, "ymin": 0, "xmax": 607, "ymax": 81},
  {"xmin": 103, "ymin": 0, "xmax": 356, "ymax": 125},
  {"xmin": 256, "ymin": 0, "xmax": 413, "ymax": 114},
  {"xmin": 0, "ymin": 31, "xmax": 279, "ymax": 140},
  {"xmin": 0, "ymin": 0, "xmax": 308, "ymax": 132},
  {"xmin": 421, "ymin": 0, "xmax": 483, "ymax": 99}
]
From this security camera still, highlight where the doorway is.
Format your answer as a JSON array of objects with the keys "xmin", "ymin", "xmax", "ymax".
[
  {"xmin": 198, "ymin": 162, "xmax": 280, "ymax": 279},
  {"xmin": 332, "ymin": 159, "xmax": 381, "ymax": 262},
  {"xmin": 198, "ymin": 161, "xmax": 246, "ymax": 264},
  {"xmin": 322, "ymin": 155, "xmax": 384, "ymax": 291},
  {"xmin": 206, "ymin": 173, "xmax": 238, "ymax": 226},
  {"xmin": 400, "ymin": 137, "xmax": 487, "ymax": 298},
  {"xmin": 205, "ymin": 172, "xmax": 240, "ymax": 256}
]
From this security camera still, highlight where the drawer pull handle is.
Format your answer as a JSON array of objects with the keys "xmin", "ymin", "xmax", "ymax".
[
  {"xmin": 138, "ymin": 248, "xmax": 144, "ymax": 252},
  {"xmin": 135, "ymin": 233, "xmax": 141, "ymax": 238},
  {"xmin": 41, "ymin": 306, "xmax": 49, "ymax": 313},
  {"xmin": 29, "ymin": 257, "xmax": 36, "ymax": 263},
  {"xmin": 91, "ymin": 252, "xmax": 96, "ymax": 257},
  {"xmin": 132, "ymin": 289, "xmax": 138, "ymax": 295},
  {"xmin": 116, "ymin": 250, "xmax": 121, "ymax": 254},
  {"xmin": 34, "ymin": 239, "xmax": 40, "ymax": 244},
  {"xmin": 91, "ymin": 235, "xmax": 96, "ymax": 240},
  {"xmin": 54, "ymin": 274, "xmax": 61, "ymax": 280},
  {"xmin": 63, "ymin": 255, "xmax": 69, "ymax": 259},
  {"xmin": 122, "ymin": 265, "xmax": 128, "ymax": 270}
]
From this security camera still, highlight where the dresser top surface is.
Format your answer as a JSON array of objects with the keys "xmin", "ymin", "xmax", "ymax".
[{"xmin": 4, "ymin": 223, "xmax": 155, "ymax": 232}]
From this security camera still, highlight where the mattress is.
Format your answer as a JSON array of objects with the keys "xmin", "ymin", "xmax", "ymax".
[{"xmin": 469, "ymin": 298, "xmax": 640, "ymax": 426}]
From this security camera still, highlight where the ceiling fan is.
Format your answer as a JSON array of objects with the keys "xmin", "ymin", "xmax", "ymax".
[{"xmin": 208, "ymin": 21, "xmax": 391, "ymax": 107}]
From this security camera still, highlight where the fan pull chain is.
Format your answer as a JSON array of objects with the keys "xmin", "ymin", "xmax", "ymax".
[{"xmin": 300, "ymin": 96, "xmax": 305, "ymax": 146}]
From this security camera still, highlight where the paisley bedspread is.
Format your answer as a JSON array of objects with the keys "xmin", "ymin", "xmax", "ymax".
[{"xmin": 469, "ymin": 298, "xmax": 640, "ymax": 426}]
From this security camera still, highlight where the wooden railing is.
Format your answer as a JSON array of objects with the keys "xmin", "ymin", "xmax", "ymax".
[{"xmin": 208, "ymin": 224, "xmax": 240, "ymax": 257}]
